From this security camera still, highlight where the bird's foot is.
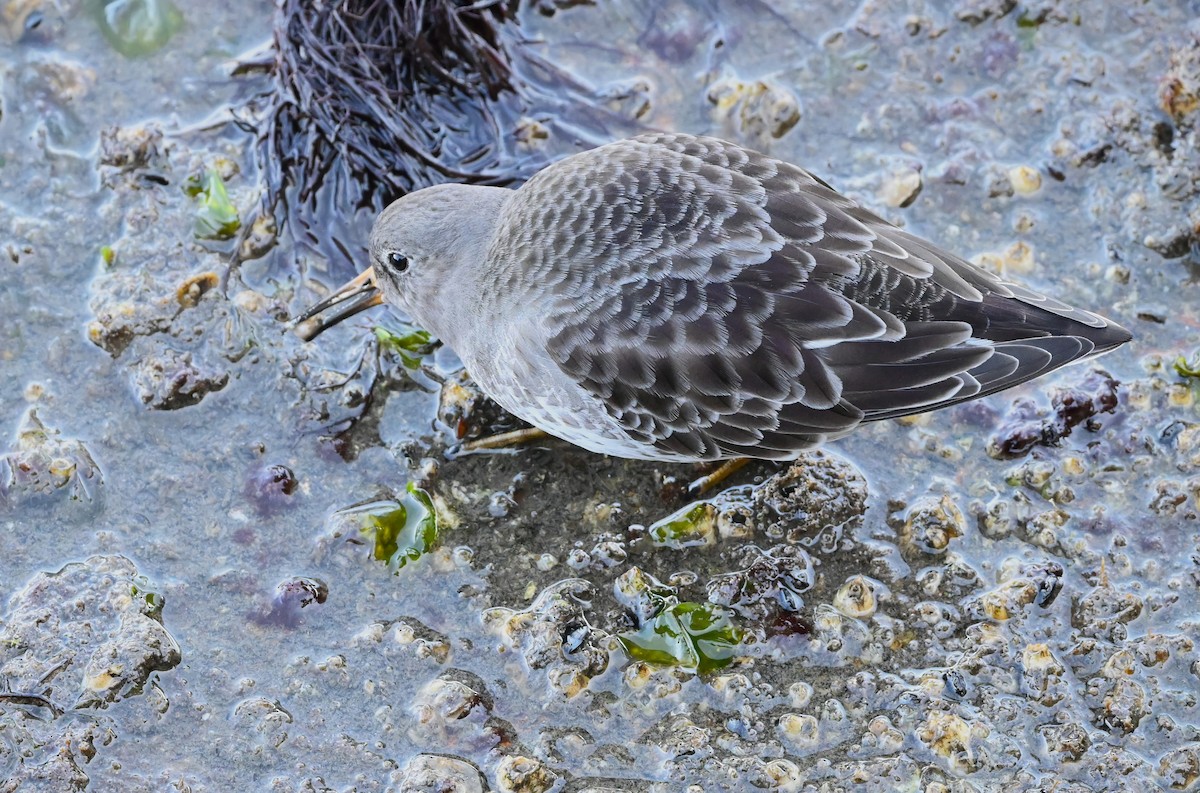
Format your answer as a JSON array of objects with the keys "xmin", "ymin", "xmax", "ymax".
[
  {"xmin": 461, "ymin": 427, "xmax": 549, "ymax": 452},
  {"xmin": 687, "ymin": 457, "xmax": 751, "ymax": 496}
]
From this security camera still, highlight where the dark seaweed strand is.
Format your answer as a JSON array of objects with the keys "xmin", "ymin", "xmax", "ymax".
[{"xmin": 246, "ymin": 0, "xmax": 621, "ymax": 266}]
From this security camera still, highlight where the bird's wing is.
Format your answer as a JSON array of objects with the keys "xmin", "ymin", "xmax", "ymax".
[{"xmin": 489, "ymin": 133, "xmax": 1130, "ymax": 461}]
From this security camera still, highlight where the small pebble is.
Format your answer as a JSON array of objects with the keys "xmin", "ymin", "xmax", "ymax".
[
  {"xmin": 1008, "ymin": 165, "xmax": 1042, "ymax": 195},
  {"xmin": 833, "ymin": 575, "xmax": 877, "ymax": 619},
  {"xmin": 880, "ymin": 167, "xmax": 923, "ymax": 208}
]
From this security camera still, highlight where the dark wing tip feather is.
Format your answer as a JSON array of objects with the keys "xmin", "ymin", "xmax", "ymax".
[
  {"xmin": 1077, "ymin": 315, "xmax": 1132, "ymax": 355},
  {"xmin": 853, "ymin": 332, "xmax": 1116, "ymax": 423},
  {"xmin": 968, "ymin": 290, "xmax": 1131, "ymax": 353},
  {"xmin": 833, "ymin": 287, "xmax": 1130, "ymax": 424}
]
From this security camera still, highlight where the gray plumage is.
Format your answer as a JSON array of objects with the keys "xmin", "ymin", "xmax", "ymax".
[{"xmin": 359, "ymin": 133, "xmax": 1130, "ymax": 462}]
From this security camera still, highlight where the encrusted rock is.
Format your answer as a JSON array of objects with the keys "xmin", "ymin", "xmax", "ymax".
[
  {"xmin": 1, "ymin": 409, "xmax": 101, "ymax": 501},
  {"xmin": 412, "ymin": 669, "xmax": 492, "ymax": 724},
  {"xmin": 98, "ymin": 124, "xmax": 166, "ymax": 176},
  {"xmin": 86, "ymin": 269, "xmax": 177, "ymax": 357},
  {"xmin": 753, "ymin": 451, "xmax": 868, "ymax": 539},
  {"xmin": 231, "ymin": 696, "xmax": 294, "ymax": 749},
  {"xmin": 351, "ymin": 617, "xmax": 452, "ymax": 664},
  {"xmin": 707, "ymin": 544, "xmax": 815, "ymax": 620},
  {"xmin": 599, "ymin": 77, "xmax": 652, "ymax": 121},
  {"xmin": 777, "ymin": 698, "xmax": 856, "ymax": 757},
  {"xmin": 393, "ymin": 753, "xmax": 486, "ymax": 793},
  {"xmin": 483, "ymin": 579, "xmax": 608, "ymax": 697},
  {"xmin": 0, "ymin": 729, "xmax": 91, "ymax": 792},
  {"xmin": 1038, "ymin": 721, "xmax": 1090, "ymax": 762},
  {"xmin": 20, "ymin": 56, "xmax": 93, "ymax": 103},
  {"xmin": 1160, "ymin": 34, "xmax": 1200, "ymax": 127},
  {"xmin": 899, "ymin": 495, "xmax": 964, "ymax": 555},
  {"xmin": 1100, "ymin": 678, "xmax": 1148, "ymax": 735},
  {"xmin": 406, "ymin": 670, "xmax": 514, "ymax": 757},
  {"xmin": 707, "ymin": 76, "xmax": 801, "ymax": 140},
  {"xmin": 955, "ymin": 0, "xmax": 1016, "ymax": 24},
  {"xmin": 1072, "ymin": 581, "xmax": 1143, "ymax": 641},
  {"xmin": 1021, "ymin": 643, "xmax": 1067, "ymax": 705},
  {"xmin": 918, "ymin": 710, "xmax": 980, "ymax": 773},
  {"xmin": 128, "ymin": 341, "xmax": 230, "ymax": 410},
  {"xmin": 1157, "ymin": 745, "xmax": 1200, "ymax": 791},
  {"xmin": 495, "ymin": 754, "xmax": 557, "ymax": 793},
  {"xmin": 0, "ymin": 555, "xmax": 180, "ymax": 712}
]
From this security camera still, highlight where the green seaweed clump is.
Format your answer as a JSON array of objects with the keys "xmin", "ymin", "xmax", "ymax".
[
  {"xmin": 620, "ymin": 601, "xmax": 741, "ymax": 673},
  {"xmin": 648, "ymin": 501, "xmax": 718, "ymax": 549},
  {"xmin": 362, "ymin": 484, "xmax": 438, "ymax": 571},
  {"xmin": 186, "ymin": 169, "xmax": 241, "ymax": 241},
  {"xmin": 1015, "ymin": 11, "xmax": 1042, "ymax": 28},
  {"xmin": 1174, "ymin": 352, "xmax": 1200, "ymax": 380},
  {"xmin": 374, "ymin": 326, "xmax": 434, "ymax": 369},
  {"xmin": 618, "ymin": 582, "xmax": 741, "ymax": 674},
  {"xmin": 90, "ymin": 0, "xmax": 183, "ymax": 58}
]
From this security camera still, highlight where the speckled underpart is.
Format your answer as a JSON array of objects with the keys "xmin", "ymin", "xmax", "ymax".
[{"xmin": 368, "ymin": 133, "xmax": 1131, "ymax": 462}]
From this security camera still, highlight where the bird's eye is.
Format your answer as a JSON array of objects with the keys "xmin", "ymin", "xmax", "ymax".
[{"xmin": 385, "ymin": 252, "xmax": 409, "ymax": 273}]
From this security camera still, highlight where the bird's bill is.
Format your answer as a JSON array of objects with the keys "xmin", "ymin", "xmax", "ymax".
[{"xmin": 293, "ymin": 267, "xmax": 384, "ymax": 342}]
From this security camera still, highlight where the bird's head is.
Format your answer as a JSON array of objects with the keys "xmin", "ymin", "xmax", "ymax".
[{"xmin": 294, "ymin": 184, "xmax": 510, "ymax": 347}]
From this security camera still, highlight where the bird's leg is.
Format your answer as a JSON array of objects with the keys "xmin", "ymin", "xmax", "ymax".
[
  {"xmin": 461, "ymin": 427, "xmax": 549, "ymax": 452},
  {"xmin": 688, "ymin": 457, "xmax": 751, "ymax": 496}
]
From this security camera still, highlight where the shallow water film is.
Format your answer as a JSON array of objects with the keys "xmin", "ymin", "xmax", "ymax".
[{"xmin": 2, "ymin": 1, "xmax": 1200, "ymax": 791}]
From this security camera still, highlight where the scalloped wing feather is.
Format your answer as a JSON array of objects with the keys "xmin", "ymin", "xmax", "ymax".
[{"xmin": 486, "ymin": 133, "xmax": 1130, "ymax": 461}]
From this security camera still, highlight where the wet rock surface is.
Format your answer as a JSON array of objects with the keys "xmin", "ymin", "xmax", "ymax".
[
  {"xmin": 752, "ymin": 451, "xmax": 869, "ymax": 542},
  {"xmin": 0, "ymin": 556, "xmax": 178, "ymax": 787},
  {"xmin": 2, "ymin": 0, "xmax": 1199, "ymax": 791},
  {"xmin": 988, "ymin": 368, "xmax": 1120, "ymax": 458},
  {"xmin": 127, "ymin": 340, "xmax": 231, "ymax": 409},
  {"xmin": 0, "ymin": 555, "xmax": 180, "ymax": 711},
  {"xmin": 1, "ymin": 409, "xmax": 101, "ymax": 502}
]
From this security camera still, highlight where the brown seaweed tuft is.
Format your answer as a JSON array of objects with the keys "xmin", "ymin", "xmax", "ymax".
[{"xmin": 238, "ymin": 0, "xmax": 629, "ymax": 268}]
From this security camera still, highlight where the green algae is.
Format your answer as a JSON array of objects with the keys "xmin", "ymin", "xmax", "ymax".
[
  {"xmin": 647, "ymin": 501, "xmax": 718, "ymax": 549},
  {"xmin": 186, "ymin": 169, "xmax": 240, "ymax": 241},
  {"xmin": 361, "ymin": 484, "xmax": 439, "ymax": 571},
  {"xmin": 1173, "ymin": 352, "xmax": 1200, "ymax": 380},
  {"xmin": 374, "ymin": 326, "xmax": 434, "ymax": 369},
  {"xmin": 90, "ymin": 0, "xmax": 183, "ymax": 58},
  {"xmin": 130, "ymin": 576, "xmax": 164, "ymax": 615},
  {"xmin": 619, "ymin": 599, "xmax": 742, "ymax": 674}
]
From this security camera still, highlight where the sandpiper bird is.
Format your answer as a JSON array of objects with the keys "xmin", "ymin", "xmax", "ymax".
[{"xmin": 296, "ymin": 133, "xmax": 1131, "ymax": 463}]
